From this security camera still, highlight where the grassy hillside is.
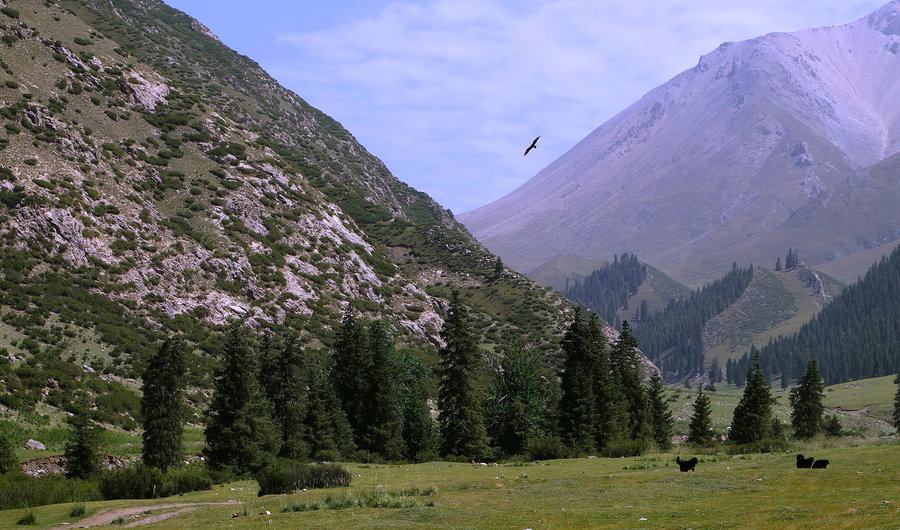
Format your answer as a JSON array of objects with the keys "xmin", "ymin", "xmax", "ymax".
[
  {"xmin": 704, "ymin": 266, "xmax": 843, "ymax": 366},
  {"xmin": 2, "ymin": 444, "xmax": 897, "ymax": 528}
]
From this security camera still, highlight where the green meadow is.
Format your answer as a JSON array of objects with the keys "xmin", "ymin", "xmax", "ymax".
[{"xmin": 2, "ymin": 442, "xmax": 897, "ymax": 529}]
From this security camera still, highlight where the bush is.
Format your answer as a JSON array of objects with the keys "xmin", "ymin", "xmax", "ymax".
[
  {"xmin": 16, "ymin": 511, "xmax": 36, "ymax": 525},
  {"xmin": 0, "ymin": 473, "xmax": 101, "ymax": 510},
  {"xmin": 69, "ymin": 504, "xmax": 86, "ymax": 517},
  {"xmin": 602, "ymin": 437, "xmax": 651, "ymax": 458},
  {"xmin": 99, "ymin": 463, "xmax": 167, "ymax": 499},
  {"xmin": 822, "ymin": 414, "xmax": 843, "ymax": 437},
  {"xmin": 526, "ymin": 436, "xmax": 569, "ymax": 461},
  {"xmin": 166, "ymin": 464, "xmax": 217, "ymax": 495},
  {"xmin": 255, "ymin": 461, "xmax": 351, "ymax": 496}
]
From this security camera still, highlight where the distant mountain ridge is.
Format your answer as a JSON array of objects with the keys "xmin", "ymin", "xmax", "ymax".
[{"xmin": 460, "ymin": 1, "xmax": 900, "ymax": 287}]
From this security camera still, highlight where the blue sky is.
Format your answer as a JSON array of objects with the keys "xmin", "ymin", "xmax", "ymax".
[{"xmin": 164, "ymin": 0, "xmax": 886, "ymax": 214}]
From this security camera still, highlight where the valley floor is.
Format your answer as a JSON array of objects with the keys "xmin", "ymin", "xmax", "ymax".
[{"xmin": 2, "ymin": 443, "xmax": 897, "ymax": 528}]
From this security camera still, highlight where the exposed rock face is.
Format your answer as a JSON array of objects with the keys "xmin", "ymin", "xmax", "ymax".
[{"xmin": 460, "ymin": 2, "xmax": 900, "ymax": 286}]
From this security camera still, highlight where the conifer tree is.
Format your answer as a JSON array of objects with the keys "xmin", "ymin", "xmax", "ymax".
[
  {"xmin": 487, "ymin": 342, "xmax": 550, "ymax": 456},
  {"xmin": 558, "ymin": 308, "xmax": 599, "ymax": 453},
  {"xmin": 709, "ymin": 358, "xmax": 721, "ymax": 384},
  {"xmin": 687, "ymin": 387, "xmax": 712, "ymax": 445},
  {"xmin": 362, "ymin": 320, "xmax": 406, "ymax": 460},
  {"xmin": 611, "ymin": 321, "xmax": 651, "ymax": 441},
  {"xmin": 263, "ymin": 334, "xmax": 310, "ymax": 460},
  {"xmin": 437, "ymin": 292, "xmax": 490, "ymax": 459},
  {"xmin": 204, "ymin": 324, "xmax": 280, "ymax": 473},
  {"xmin": 304, "ymin": 355, "xmax": 357, "ymax": 460},
  {"xmin": 729, "ymin": 355, "xmax": 774, "ymax": 444},
  {"xmin": 141, "ymin": 338, "xmax": 187, "ymax": 472},
  {"xmin": 392, "ymin": 349, "xmax": 438, "ymax": 460},
  {"xmin": 647, "ymin": 372, "xmax": 673, "ymax": 450},
  {"xmin": 775, "ymin": 256, "xmax": 782, "ymax": 271},
  {"xmin": 332, "ymin": 309, "xmax": 371, "ymax": 446},
  {"xmin": 789, "ymin": 360, "xmax": 825, "ymax": 439},
  {"xmin": 589, "ymin": 314, "xmax": 628, "ymax": 451},
  {"xmin": 64, "ymin": 405, "xmax": 104, "ymax": 479},
  {"xmin": 893, "ymin": 373, "xmax": 900, "ymax": 433}
]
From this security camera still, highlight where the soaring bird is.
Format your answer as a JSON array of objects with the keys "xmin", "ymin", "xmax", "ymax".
[{"xmin": 524, "ymin": 136, "xmax": 540, "ymax": 156}]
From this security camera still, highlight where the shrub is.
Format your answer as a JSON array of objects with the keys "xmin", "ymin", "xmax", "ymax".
[
  {"xmin": 526, "ymin": 436, "xmax": 569, "ymax": 461},
  {"xmin": 16, "ymin": 511, "xmax": 36, "ymax": 525},
  {"xmin": 166, "ymin": 464, "xmax": 216, "ymax": 495},
  {"xmin": 69, "ymin": 504, "xmax": 86, "ymax": 517},
  {"xmin": 0, "ymin": 473, "xmax": 101, "ymax": 510},
  {"xmin": 255, "ymin": 461, "xmax": 351, "ymax": 496},
  {"xmin": 602, "ymin": 437, "xmax": 651, "ymax": 458},
  {"xmin": 99, "ymin": 463, "xmax": 167, "ymax": 499}
]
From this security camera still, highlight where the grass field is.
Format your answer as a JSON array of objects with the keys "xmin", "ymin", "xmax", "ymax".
[{"xmin": 1, "ymin": 443, "xmax": 897, "ymax": 528}]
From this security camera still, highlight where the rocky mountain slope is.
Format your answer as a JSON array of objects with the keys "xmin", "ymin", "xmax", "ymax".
[
  {"xmin": 460, "ymin": 1, "xmax": 900, "ymax": 287},
  {"xmin": 0, "ymin": 0, "xmax": 580, "ymax": 419}
]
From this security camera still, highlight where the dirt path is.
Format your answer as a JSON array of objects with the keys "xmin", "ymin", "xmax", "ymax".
[{"xmin": 74, "ymin": 501, "xmax": 240, "ymax": 528}]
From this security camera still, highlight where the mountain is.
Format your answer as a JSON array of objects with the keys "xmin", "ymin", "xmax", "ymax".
[
  {"xmin": 0, "ymin": 0, "xmax": 580, "ymax": 420},
  {"xmin": 459, "ymin": 2, "xmax": 900, "ymax": 287}
]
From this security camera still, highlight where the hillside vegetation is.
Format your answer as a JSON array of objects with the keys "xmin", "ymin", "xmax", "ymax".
[{"xmin": 0, "ymin": 0, "xmax": 575, "ymax": 425}]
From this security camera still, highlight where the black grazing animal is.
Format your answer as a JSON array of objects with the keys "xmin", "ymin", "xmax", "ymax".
[
  {"xmin": 796, "ymin": 454, "xmax": 815, "ymax": 468},
  {"xmin": 811, "ymin": 459, "xmax": 830, "ymax": 469},
  {"xmin": 676, "ymin": 456, "xmax": 698, "ymax": 472}
]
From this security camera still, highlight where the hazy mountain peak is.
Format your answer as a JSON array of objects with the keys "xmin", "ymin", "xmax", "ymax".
[
  {"xmin": 460, "ymin": 2, "xmax": 900, "ymax": 286},
  {"xmin": 867, "ymin": 0, "xmax": 900, "ymax": 35}
]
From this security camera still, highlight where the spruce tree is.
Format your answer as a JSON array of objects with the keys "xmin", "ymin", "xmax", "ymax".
[
  {"xmin": 64, "ymin": 406, "xmax": 104, "ymax": 479},
  {"xmin": 392, "ymin": 349, "xmax": 438, "ymax": 460},
  {"xmin": 304, "ymin": 355, "xmax": 357, "ymax": 460},
  {"xmin": 709, "ymin": 358, "xmax": 721, "ymax": 384},
  {"xmin": 487, "ymin": 342, "xmax": 550, "ymax": 456},
  {"xmin": 332, "ymin": 309, "xmax": 371, "ymax": 446},
  {"xmin": 362, "ymin": 320, "xmax": 406, "ymax": 460},
  {"xmin": 589, "ymin": 314, "xmax": 628, "ymax": 451},
  {"xmin": 775, "ymin": 256, "xmax": 782, "ymax": 271},
  {"xmin": 141, "ymin": 338, "xmax": 187, "ymax": 472},
  {"xmin": 264, "ymin": 334, "xmax": 310, "ymax": 460},
  {"xmin": 558, "ymin": 308, "xmax": 598, "ymax": 453},
  {"xmin": 893, "ymin": 373, "xmax": 900, "ymax": 433},
  {"xmin": 437, "ymin": 292, "xmax": 490, "ymax": 459},
  {"xmin": 687, "ymin": 387, "xmax": 712, "ymax": 445},
  {"xmin": 647, "ymin": 372, "xmax": 673, "ymax": 450},
  {"xmin": 789, "ymin": 360, "xmax": 825, "ymax": 439},
  {"xmin": 729, "ymin": 355, "xmax": 774, "ymax": 444},
  {"xmin": 610, "ymin": 321, "xmax": 651, "ymax": 441},
  {"xmin": 204, "ymin": 324, "xmax": 280, "ymax": 473}
]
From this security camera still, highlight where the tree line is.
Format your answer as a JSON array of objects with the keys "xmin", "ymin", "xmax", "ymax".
[
  {"xmin": 564, "ymin": 253, "xmax": 647, "ymax": 326},
  {"xmin": 133, "ymin": 294, "xmax": 681, "ymax": 471},
  {"xmin": 633, "ymin": 263, "xmax": 754, "ymax": 380},
  {"xmin": 741, "ymin": 245, "xmax": 900, "ymax": 386}
]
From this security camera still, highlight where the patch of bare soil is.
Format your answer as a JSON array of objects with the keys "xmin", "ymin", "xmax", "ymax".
[{"xmin": 74, "ymin": 501, "xmax": 239, "ymax": 528}]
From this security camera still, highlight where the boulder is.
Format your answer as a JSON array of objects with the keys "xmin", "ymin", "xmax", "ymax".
[{"xmin": 24, "ymin": 439, "xmax": 46, "ymax": 451}]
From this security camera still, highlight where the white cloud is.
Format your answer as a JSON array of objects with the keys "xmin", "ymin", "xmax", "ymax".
[{"xmin": 272, "ymin": 0, "xmax": 886, "ymax": 213}]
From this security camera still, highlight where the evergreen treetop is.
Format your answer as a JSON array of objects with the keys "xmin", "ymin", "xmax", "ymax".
[
  {"xmin": 729, "ymin": 355, "xmax": 774, "ymax": 444},
  {"xmin": 647, "ymin": 371, "xmax": 673, "ymax": 450},
  {"xmin": 789, "ymin": 360, "xmax": 825, "ymax": 439},
  {"xmin": 687, "ymin": 387, "xmax": 713, "ymax": 445},
  {"xmin": 141, "ymin": 338, "xmax": 187, "ymax": 472},
  {"xmin": 437, "ymin": 292, "xmax": 490, "ymax": 459}
]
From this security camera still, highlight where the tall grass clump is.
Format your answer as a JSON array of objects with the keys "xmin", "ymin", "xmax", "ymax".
[
  {"xmin": 282, "ymin": 487, "xmax": 437, "ymax": 512},
  {"xmin": 255, "ymin": 461, "xmax": 351, "ymax": 496}
]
